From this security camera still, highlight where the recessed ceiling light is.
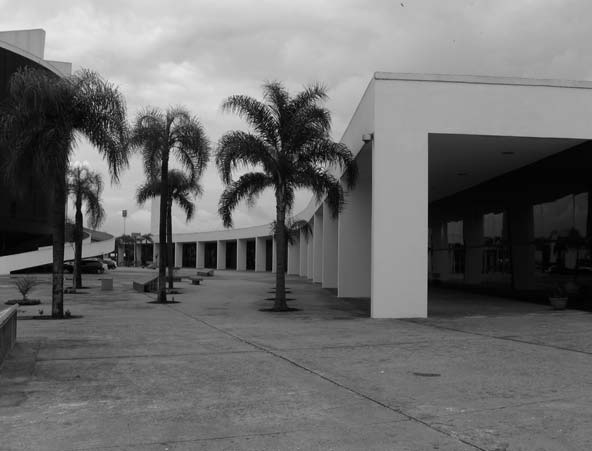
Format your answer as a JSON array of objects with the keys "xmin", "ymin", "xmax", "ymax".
[{"xmin": 501, "ymin": 151, "xmax": 515, "ymax": 155}]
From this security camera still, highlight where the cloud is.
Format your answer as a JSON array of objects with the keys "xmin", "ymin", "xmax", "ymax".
[{"xmin": 3, "ymin": 0, "xmax": 591, "ymax": 235}]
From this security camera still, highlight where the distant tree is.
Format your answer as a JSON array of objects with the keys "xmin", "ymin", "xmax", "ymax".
[
  {"xmin": 131, "ymin": 107, "xmax": 209, "ymax": 302},
  {"xmin": 0, "ymin": 68, "xmax": 128, "ymax": 317},
  {"xmin": 67, "ymin": 162, "xmax": 105, "ymax": 289},
  {"xmin": 137, "ymin": 169, "xmax": 203, "ymax": 288},
  {"xmin": 217, "ymin": 81, "xmax": 357, "ymax": 311}
]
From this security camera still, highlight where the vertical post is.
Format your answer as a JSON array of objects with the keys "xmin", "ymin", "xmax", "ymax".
[
  {"xmin": 307, "ymin": 221, "xmax": 314, "ymax": 280},
  {"xmin": 338, "ymin": 145, "xmax": 371, "ymax": 298},
  {"xmin": 272, "ymin": 238, "xmax": 277, "ymax": 274},
  {"xmin": 322, "ymin": 201, "xmax": 338, "ymax": 289},
  {"xmin": 255, "ymin": 237, "xmax": 266, "ymax": 272},
  {"xmin": 216, "ymin": 241, "xmax": 226, "ymax": 270},
  {"xmin": 287, "ymin": 235, "xmax": 300, "ymax": 275},
  {"xmin": 196, "ymin": 241, "xmax": 205, "ymax": 268},
  {"xmin": 237, "ymin": 239, "xmax": 247, "ymax": 271},
  {"xmin": 174, "ymin": 242, "xmax": 183, "ymax": 268},
  {"xmin": 313, "ymin": 209, "xmax": 323, "ymax": 283},
  {"xmin": 299, "ymin": 229, "xmax": 308, "ymax": 277}
]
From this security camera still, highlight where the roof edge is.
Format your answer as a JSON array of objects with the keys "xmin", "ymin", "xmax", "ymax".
[{"xmin": 373, "ymin": 72, "xmax": 592, "ymax": 90}]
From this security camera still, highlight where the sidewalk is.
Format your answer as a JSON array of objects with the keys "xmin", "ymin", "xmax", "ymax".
[{"xmin": 1, "ymin": 269, "xmax": 591, "ymax": 450}]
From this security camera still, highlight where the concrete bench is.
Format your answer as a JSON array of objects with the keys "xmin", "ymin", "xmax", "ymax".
[
  {"xmin": 196, "ymin": 269, "xmax": 214, "ymax": 277},
  {"xmin": 133, "ymin": 276, "xmax": 158, "ymax": 293},
  {"xmin": 188, "ymin": 277, "xmax": 203, "ymax": 285}
]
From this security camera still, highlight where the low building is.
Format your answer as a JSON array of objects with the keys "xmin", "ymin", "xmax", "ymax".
[{"xmin": 160, "ymin": 73, "xmax": 592, "ymax": 319}]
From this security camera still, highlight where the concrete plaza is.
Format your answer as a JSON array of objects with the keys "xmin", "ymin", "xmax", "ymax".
[{"xmin": 1, "ymin": 268, "xmax": 591, "ymax": 450}]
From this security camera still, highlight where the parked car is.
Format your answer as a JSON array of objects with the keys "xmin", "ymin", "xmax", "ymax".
[{"xmin": 65, "ymin": 259, "xmax": 105, "ymax": 274}]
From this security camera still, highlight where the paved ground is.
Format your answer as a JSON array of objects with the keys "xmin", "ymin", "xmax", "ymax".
[{"xmin": 1, "ymin": 268, "xmax": 591, "ymax": 451}]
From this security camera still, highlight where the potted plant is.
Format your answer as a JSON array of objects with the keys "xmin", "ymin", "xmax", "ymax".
[{"xmin": 548, "ymin": 283, "xmax": 568, "ymax": 310}]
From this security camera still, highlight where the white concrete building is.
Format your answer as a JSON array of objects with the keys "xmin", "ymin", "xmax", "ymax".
[{"xmin": 155, "ymin": 73, "xmax": 592, "ymax": 319}]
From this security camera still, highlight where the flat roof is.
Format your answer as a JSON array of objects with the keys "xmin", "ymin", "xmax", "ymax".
[{"xmin": 374, "ymin": 72, "xmax": 592, "ymax": 90}]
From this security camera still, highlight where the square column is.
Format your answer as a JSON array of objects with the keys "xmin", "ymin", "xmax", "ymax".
[
  {"xmin": 338, "ymin": 146, "xmax": 371, "ymax": 299},
  {"xmin": 371, "ymin": 125, "xmax": 426, "ymax": 318},
  {"xmin": 237, "ymin": 239, "xmax": 247, "ymax": 271},
  {"xmin": 174, "ymin": 243, "xmax": 183, "ymax": 268},
  {"xmin": 196, "ymin": 242, "xmax": 205, "ymax": 268},
  {"xmin": 509, "ymin": 204, "xmax": 535, "ymax": 290},
  {"xmin": 313, "ymin": 209, "xmax": 323, "ymax": 283},
  {"xmin": 255, "ymin": 237, "xmax": 266, "ymax": 272},
  {"xmin": 216, "ymin": 241, "xmax": 226, "ymax": 270},
  {"xmin": 431, "ymin": 222, "xmax": 450, "ymax": 280},
  {"xmin": 299, "ymin": 229, "xmax": 308, "ymax": 277},
  {"xmin": 322, "ymin": 201, "xmax": 338, "ymax": 288},
  {"xmin": 287, "ymin": 235, "xmax": 300, "ymax": 275},
  {"xmin": 463, "ymin": 214, "xmax": 484, "ymax": 284}
]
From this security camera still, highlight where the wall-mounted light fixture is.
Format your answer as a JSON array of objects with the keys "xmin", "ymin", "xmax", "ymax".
[{"xmin": 362, "ymin": 133, "xmax": 374, "ymax": 144}]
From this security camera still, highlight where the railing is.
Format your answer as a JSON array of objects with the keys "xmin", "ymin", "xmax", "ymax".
[{"xmin": 0, "ymin": 306, "xmax": 17, "ymax": 366}]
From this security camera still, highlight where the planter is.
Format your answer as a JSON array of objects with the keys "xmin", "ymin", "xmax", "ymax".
[{"xmin": 549, "ymin": 296, "xmax": 568, "ymax": 310}]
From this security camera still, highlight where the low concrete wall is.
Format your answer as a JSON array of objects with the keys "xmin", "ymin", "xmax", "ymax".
[{"xmin": 0, "ymin": 305, "xmax": 17, "ymax": 365}]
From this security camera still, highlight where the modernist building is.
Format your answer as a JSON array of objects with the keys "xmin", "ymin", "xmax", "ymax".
[
  {"xmin": 159, "ymin": 73, "xmax": 592, "ymax": 319},
  {"xmin": 0, "ymin": 29, "xmax": 114, "ymax": 273}
]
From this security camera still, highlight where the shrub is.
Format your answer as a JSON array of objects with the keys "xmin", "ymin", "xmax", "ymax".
[{"xmin": 15, "ymin": 276, "xmax": 38, "ymax": 301}]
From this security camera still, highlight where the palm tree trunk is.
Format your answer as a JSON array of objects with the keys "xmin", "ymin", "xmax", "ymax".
[
  {"xmin": 74, "ymin": 196, "xmax": 83, "ymax": 289},
  {"xmin": 167, "ymin": 200, "xmax": 174, "ymax": 289},
  {"xmin": 51, "ymin": 178, "xmax": 66, "ymax": 318},
  {"xmin": 157, "ymin": 151, "xmax": 169, "ymax": 302},
  {"xmin": 274, "ymin": 194, "xmax": 288, "ymax": 311}
]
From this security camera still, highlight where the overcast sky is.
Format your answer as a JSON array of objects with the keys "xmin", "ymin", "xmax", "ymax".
[{"xmin": 2, "ymin": 0, "xmax": 591, "ymax": 237}]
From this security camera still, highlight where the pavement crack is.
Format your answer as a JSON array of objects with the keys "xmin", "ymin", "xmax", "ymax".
[{"xmin": 167, "ymin": 305, "xmax": 488, "ymax": 451}]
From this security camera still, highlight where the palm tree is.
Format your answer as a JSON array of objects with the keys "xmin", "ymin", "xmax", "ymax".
[
  {"xmin": 0, "ymin": 67, "xmax": 128, "ymax": 318},
  {"xmin": 67, "ymin": 161, "xmax": 105, "ymax": 289},
  {"xmin": 137, "ymin": 169, "xmax": 203, "ymax": 289},
  {"xmin": 131, "ymin": 107, "xmax": 209, "ymax": 302},
  {"xmin": 216, "ymin": 81, "xmax": 358, "ymax": 311}
]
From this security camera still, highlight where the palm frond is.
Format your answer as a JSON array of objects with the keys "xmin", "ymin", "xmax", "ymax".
[
  {"xmin": 218, "ymin": 172, "xmax": 273, "ymax": 227},
  {"xmin": 221, "ymin": 95, "xmax": 278, "ymax": 147},
  {"xmin": 216, "ymin": 131, "xmax": 277, "ymax": 184}
]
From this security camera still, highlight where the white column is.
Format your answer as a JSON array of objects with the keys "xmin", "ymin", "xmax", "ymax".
[
  {"xmin": 255, "ymin": 237, "xmax": 266, "ymax": 272},
  {"xmin": 287, "ymin": 236, "xmax": 300, "ymax": 275},
  {"xmin": 431, "ymin": 222, "xmax": 450, "ymax": 281},
  {"xmin": 313, "ymin": 208, "xmax": 323, "ymax": 283},
  {"xmin": 464, "ymin": 214, "xmax": 483, "ymax": 284},
  {"xmin": 371, "ymin": 123, "xmax": 427, "ymax": 318},
  {"xmin": 322, "ymin": 201, "xmax": 338, "ymax": 288},
  {"xmin": 196, "ymin": 241, "xmax": 205, "ymax": 268},
  {"xmin": 299, "ymin": 229, "xmax": 308, "ymax": 277},
  {"xmin": 174, "ymin": 242, "xmax": 183, "ymax": 268},
  {"xmin": 237, "ymin": 239, "xmax": 247, "ymax": 271},
  {"xmin": 338, "ymin": 146, "xmax": 371, "ymax": 299},
  {"xmin": 217, "ymin": 241, "xmax": 226, "ymax": 270},
  {"xmin": 307, "ymin": 222, "xmax": 314, "ymax": 279},
  {"xmin": 509, "ymin": 204, "xmax": 535, "ymax": 290},
  {"xmin": 272, "ymin": 238, "xmax": 277, "ymax": 273}
]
